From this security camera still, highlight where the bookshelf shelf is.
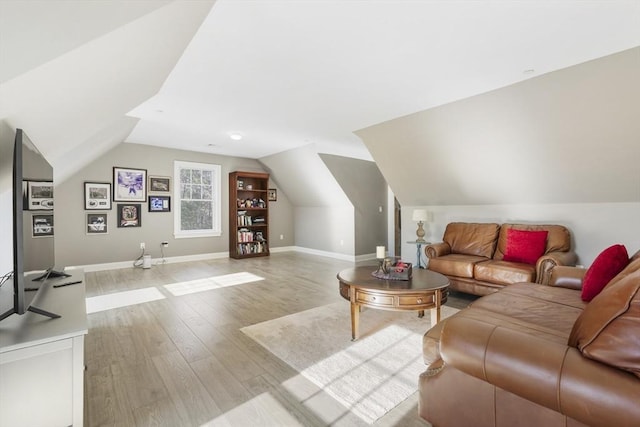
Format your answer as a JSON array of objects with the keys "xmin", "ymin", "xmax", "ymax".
[{"xmin": 229, "ymin": 171, "xmax": 270, "ymax": 259}]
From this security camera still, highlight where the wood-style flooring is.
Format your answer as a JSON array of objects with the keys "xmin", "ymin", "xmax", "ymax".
[{"xmin": 83, "ymin": 252, "xmax": 476, "ymax": 427}]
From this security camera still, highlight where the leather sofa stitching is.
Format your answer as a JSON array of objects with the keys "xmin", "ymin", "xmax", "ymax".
[
  {"xmin": 483, "ymin": 325, "xmax": 498, "ymax": 382},
  {"xmin": 557, "ymin": 346, "xmax": 570, "ymax": 415}
]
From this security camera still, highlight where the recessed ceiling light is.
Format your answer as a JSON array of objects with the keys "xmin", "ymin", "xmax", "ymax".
[{"xmin": 229, "ymin": 133, "xmax": 243, "ymax": 141}]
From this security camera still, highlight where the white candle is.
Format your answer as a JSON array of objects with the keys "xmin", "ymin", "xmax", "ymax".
[{"xmin": 376, "ymin": 246, "xmax": 386, "ymax": 259}]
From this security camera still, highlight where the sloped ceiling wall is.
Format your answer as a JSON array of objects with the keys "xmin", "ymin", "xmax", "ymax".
[
  {"xmin": 320, "ymin": 154, "xmax": 388, "ymax": 254},
  {"xmin": 259, "ymin": 144, "xmax": 351, "ymax": 207},
  {"xmin": 0, "ymin": 0, "xmax": 214, "ymax": 183},
  {"xmin": 356, "ymin": 47, "xmax": 640, "ymax": 207}
]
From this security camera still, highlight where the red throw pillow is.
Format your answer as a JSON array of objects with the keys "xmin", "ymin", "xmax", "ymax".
[
  {"xmin": 502, "ymin": 229, "xmax": 548, "ymax": 265},
  {"xmin": 581, "ymin": 244, "xmax": 630, "ymax": 302}
]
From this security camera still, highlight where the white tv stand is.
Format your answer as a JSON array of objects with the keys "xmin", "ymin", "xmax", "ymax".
[{"xmin": 0, "ymin": 269, "xmax": 87, "ymax": 427}]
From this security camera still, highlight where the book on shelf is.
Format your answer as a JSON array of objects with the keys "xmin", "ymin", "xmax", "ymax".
[
  {"xmin": 238, "ymin": 228, "xmax": 254, "ymax": 242},
  {"xmin": 237, "ymin": 213, "xmax": 252, "ymax": 226},
  {"xmin": 237, "ymin": 241, "xmax": 268, "ymax": 255}
]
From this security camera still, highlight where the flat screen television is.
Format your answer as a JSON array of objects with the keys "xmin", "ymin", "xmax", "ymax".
[{"xmin": 0, "ymin": 128, "xmax": 67, "ymax": 321}]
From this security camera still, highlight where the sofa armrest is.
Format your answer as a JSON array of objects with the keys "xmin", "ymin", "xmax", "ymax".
[
  {"xmin": 548, "ymin": 265, "xmax": 586, "ymax": 290},
  {"xmin": 440, "ymin": 316, "xmax": 640, "ymax": 427},
  {"xmin": 423, "ymin": 318, "xmax": 448, "ymax": 365},
  {"xmin": 536, "ymin": 251, "xmax": 578, "ymax": 285},
  {"xmin": 425, "ymin": 242, "xmax": 451, "ymax": 259}
]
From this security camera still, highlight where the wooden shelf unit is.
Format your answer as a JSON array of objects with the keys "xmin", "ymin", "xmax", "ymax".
[{"xmin": 229, "ymin": 171, "xmax": 270, "ymax": 259}]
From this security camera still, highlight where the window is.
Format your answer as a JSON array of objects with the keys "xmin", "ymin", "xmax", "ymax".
[{"xmin": 174, "ymin": 161, "xmax": 221, "ymax": 238}]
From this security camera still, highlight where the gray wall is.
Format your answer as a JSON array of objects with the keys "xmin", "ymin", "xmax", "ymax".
[
  {"xmin": 261, "ymin": 148, "xmax": 389, "ymax": 257},
  {"xmin": 55, "ymin": 143, "xmax": 294, "ymax": 267},
  {"xmin": 294, "ymin": 206, "xmax": 355, "ymax": 256},
  {"xmin": 260, "ymin": 145, "xmax": 356, "ymax": 255},
  {"xmin": 320, "ymin": 154, "xmax": 388, "ymax": 255},
  {"xmin": 357, "ymin": 47, "xmax": 640, "ymax": 265},
  {"xmin": 357, "ymin": 47, "xmax": 640, "ymax": 207}
]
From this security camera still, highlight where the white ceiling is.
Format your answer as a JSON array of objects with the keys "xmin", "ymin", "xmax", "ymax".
[
  {"xmin": 1, "ymin": 0, "xmax": 639, "ymax": 171},
  {"xmin": 126, "ymin": 0, "xmax": 640, "ymax": 160}
]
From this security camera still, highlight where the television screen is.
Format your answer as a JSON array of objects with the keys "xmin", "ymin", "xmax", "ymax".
[{"xmin": 0, "ymin": 128, "xmax": 63, "ymax": 321}]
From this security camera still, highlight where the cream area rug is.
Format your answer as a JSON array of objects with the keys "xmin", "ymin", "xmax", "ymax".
[{"xmin": 241, "ymin": 301, "xmax": 459, "ymax": 424}]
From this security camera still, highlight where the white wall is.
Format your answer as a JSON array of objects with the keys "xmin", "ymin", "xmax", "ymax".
[{"xmin": 401, "ymin": 203, "xmax": 640, "ymax": 267}]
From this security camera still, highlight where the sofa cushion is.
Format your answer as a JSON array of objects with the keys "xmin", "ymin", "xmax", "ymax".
[
  {"xmin": 429, "ymin": 254, "xmax": 489, "ymax": 278},
  {"xmin": 470, "ymin": 283, "xmax": 584, "ymax": 337},
  {"xmin": 443, "ymin": 222, "xmax": 500, "ymax": 258},
  {"xmin": 581, "ymin": 244, "xmax": 629, "ymax": 302},
  {"xmin": 502, "ymin": 229, "xmax": 548, "ymax": 265},
  {"xmin": 474, "ymin": 260, "xmax": 536, "ymax": 285},
  {"xmin": 569, "ymin": 267, "xmax": 640, "ymax": 378},
  {"xmin": 495, "ymin": 224, "xmax": 571, "ymax": 260}
]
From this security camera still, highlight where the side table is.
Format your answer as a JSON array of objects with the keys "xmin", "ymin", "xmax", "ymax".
[{"xmin": 407, "ymin": 240, "xmax": 430, "ymax": 269}]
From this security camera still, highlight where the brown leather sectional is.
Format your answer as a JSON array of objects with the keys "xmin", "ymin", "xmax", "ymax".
[
  {"xmin": 419, "ymin": 252, "xmax": 640, "ymax": 427},
  {"xmin": 425, "ymin": 222, "xmax": 577, "ymax": 295}
]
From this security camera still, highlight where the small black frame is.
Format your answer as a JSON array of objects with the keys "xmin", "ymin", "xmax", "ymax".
[{"xmin": 149, "ymin": 195, "xmax": 171, "ymax": 212}]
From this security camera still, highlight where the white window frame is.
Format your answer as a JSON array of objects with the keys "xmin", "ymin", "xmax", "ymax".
[{"xmin": 173, "ymin": 160, "xmax": 222, "ymax": 239}]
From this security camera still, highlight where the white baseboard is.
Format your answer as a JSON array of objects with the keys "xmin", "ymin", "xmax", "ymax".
[
  {"xmin": 291, "ymin": 246, "xmax": 358, "ymax": 262},
  {"xmin": 75, "ymin": 251, "xmax": 230, "ymax": 272},
  {"xmin": 73, "ymin": 246, "xmax": 374, "ymax": 272}
]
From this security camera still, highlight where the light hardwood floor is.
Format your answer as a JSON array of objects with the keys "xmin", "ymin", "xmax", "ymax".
[{"xmin": 83, "ymin": 252, "xmax": 476, "ymax": 427}]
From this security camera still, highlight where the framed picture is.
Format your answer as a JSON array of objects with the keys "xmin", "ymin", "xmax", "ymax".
[
  {"xmin": 149, "ymin": 176, "xmax": 170, "ymax": 193},
  {"xmin": 26, "ymin": 181, "xmax": 54, "ymax": 210},
  {"xmin": 32, "ymin": 214, "xmax": 54, "ymax": 237},
  {"xmin": 113, "ymin": 167, "xmax": 147, "ymax": 202},
  {"xmin": 87, "ymin": 213, "xmax": 108, "ymax": 234},
  {"xmin": 84, "ymin": 182, "xmax": 112, "ymax": 210},
  {"xmin": 117, "ymin": 204, "xmax": 142, "ymax": 227},
  {"xmin": 149, "ymin": 195, "xmax": 171, "ymax": 212},
  {"xmin": 268, "ymin": 188, "xmax": 277, "ymax": 201}
]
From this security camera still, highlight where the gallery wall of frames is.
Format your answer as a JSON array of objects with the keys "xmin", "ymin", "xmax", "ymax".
[{"xmin": 82, "ymin": 167, "xmax": 171, "ymax": 235}]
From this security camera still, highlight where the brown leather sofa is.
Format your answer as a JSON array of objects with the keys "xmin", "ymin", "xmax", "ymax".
[
  {"xmin": 425, "ymin": 222, "xmax": 577, "ymax": 295},
  {"xmin": 419, "ymin": 252, "xmax": 640, "ymax": 427}
]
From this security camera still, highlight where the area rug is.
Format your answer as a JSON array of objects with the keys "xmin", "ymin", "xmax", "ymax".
[{"xmin": 241, "ymin": 302, "xmax": 459, "ymax": 424}]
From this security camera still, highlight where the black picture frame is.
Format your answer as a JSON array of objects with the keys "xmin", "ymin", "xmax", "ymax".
[
  {"xmin": 117, "ymin": 204, "xmax": 142, "ymax": 227},
  {"xmin": 32, "ymin": 214, "xmax": 54, "ymax": 237},
  {"xmin": 113, "ymin": 167, "xmax": 147, "ymax": 202},
  {"xmin": 268, "ymin": 188, "xmax": 277, "ymax": 201},
  {"xmin": 84, "ymin": 182, "xmax": 112, "ymax": 210},
  {"xmin": 149, "ymin": 176, "xmax": 171, "ymax": 193},
  {"xmin": 87, "ymin": 213, "xmax": 108, "ymax": 234},
  {"xmin": 148, "ymin": 195, "xmax": 171, "ymax": 212}
]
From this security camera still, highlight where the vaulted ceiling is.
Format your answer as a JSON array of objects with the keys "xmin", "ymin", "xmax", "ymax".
[{"xmin": 1, "ymin": 1, "xmax": 639, "ymax": 205}]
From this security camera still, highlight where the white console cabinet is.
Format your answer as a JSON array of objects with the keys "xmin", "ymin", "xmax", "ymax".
[{"xmin": 0, "ymin": 269, "xmax": 87, "ymax": 427}]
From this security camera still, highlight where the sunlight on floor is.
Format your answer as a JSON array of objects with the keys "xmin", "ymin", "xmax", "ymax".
[
  {"xmin": 163, "ymin": 272, "xmax": 264, "ymax": 296},
  {"xmin": 281, "ymin": 373, "xmax": 353, "ymax": 425},
  {"xmin": 86, "ymin": 287, "xmax": 166, "ymax": 314},
  {"xmin": 200, "ymin": 392, "xmax": 304, "ymax": 426},
  {"xmin": 86, "ymin": 272, "xmax": 264, "ymax": 313}
]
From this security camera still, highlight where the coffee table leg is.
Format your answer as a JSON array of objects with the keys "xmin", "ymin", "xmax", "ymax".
[
  {"xmin": 431, "ymin": 289, "xmax": 443, "ymax": 324},
  {"xmin": 418, "ymin": 310, "xmax": 424, "ymax": 318},
  {"xmin": 351, "ymin": 302, "xmax": 359, "ymax": 341},
  {"xmin": 431, "ymin": 306, "xmax": 441, "ymax": 324}
]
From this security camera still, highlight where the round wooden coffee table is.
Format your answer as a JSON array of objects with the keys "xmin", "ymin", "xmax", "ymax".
[{"xmin": 338, "ymin": 266, "xmax": 449, "ymax": 340}]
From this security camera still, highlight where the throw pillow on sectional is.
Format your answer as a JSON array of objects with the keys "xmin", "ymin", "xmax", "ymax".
[
  {"xmin": 569, "ymin": 266, "xmax": 640, "ymax": 378},
  {"xmin": 581, "ymin": 244, "xmax": 630, "ymax": 302}
]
